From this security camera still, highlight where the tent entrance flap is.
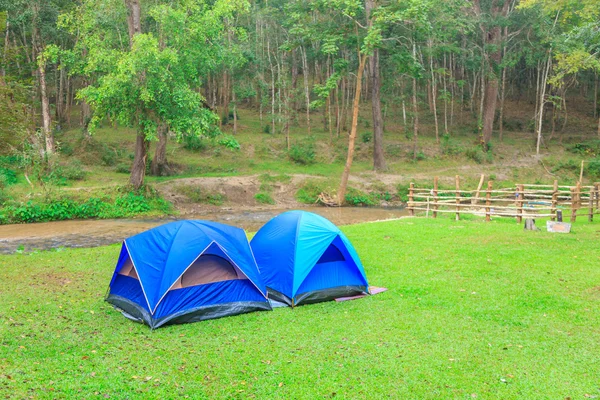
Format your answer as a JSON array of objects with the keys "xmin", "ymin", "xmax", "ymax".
[{"xmin": 173, "ymin": 254, "xmax": 248, "ymax": 289}]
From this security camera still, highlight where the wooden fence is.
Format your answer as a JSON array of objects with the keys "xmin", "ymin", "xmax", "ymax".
[{"xmin": 407, "ymin": 176, "xmax": 600, "ymax": 223}]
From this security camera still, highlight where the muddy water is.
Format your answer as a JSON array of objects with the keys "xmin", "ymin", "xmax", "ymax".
[{"xmin": 0, "ymin": 207, "xmax": 408, "ymax": 254}]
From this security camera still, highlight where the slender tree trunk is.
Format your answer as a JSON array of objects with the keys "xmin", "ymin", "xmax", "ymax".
[
  {"xmin": 124, "ymin": 0, "xmax": 149, "ymax": 189},
  {"xmin": 38, "ymin": 63, "xmax": 54, "ymax": 156},
  {"xmin": 429, "ymin": 39, "xmax": 439, "ymax": 143},
  {"xmin": 412, "ymin": 42, "xmax": 419, "ymax": 159},
  {"xmin": 301, "ymin": 46, "xmax": 311, "ymax": 134},
  {"xmin": 337, "ymin": 54, "xmax": 368, "ymax": 205},
  {"xmin": 499, "ymin": 62, "xmax": 507, "ymax": 142},
  {"xmin": 151, "ymin": 123, "xmax": 169, "ymax": 176},
  {"xmin": 536, "ymin": 52, "xmax": 552, "ymax": 155},
  {"xmin": 370, "ymin": 47, "xmax": 386, "ymax": 170},
  {"xmin": 232, "ymin": 74, "xmax": 237, "ymax": 134}
]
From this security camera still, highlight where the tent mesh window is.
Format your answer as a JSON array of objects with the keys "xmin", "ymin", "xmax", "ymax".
[
  {"xmin": 178, "ymin": 255, "xmax": 247, "ymax": 289},
  {"xmin": 316, "ymin": 244, "xmax": 345, "ymax": 264},
  {"xmin": 118, "ymin": 257, "xmax": 139, "ymax": 280}
]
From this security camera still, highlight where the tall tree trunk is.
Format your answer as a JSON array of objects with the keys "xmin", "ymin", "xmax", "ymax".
[
  {"xmin": 337, "ymin": 54, "xmax": 367, "ymax": 205},
  {"xmin": 151, "ymin": 123, "xmax": 170, "ymax": 176},
  {"xmin": 370, "ymin": 47, "xmax": 386, "ymax": 170},
  {"xmin": 536, "ymin": 51, "xmax": 552, "ymax": 155},
  {"xmin": 38, "ymin": 63, "xmax": 54, "ymax": 156},
  {"xmin": 429, "ymin": 39, "xmax": 439, "ymax": 143},
  {"xmin": 124, "ymin": 0, "xmax": 148, "ymax": 189},
  {"xmin": 366, "ymin": 0, "xmax": 385, "ymax": 170},
  {"xmin": 412, "ymin": 42, "xmax": 419, "ymax": 159},
  {"xmin": 301, "ymin": 46, "xmax": 311, "ymax": 134}
]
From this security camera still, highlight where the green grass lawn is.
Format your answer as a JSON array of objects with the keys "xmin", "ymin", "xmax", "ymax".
[{"xmin": 1, "ymin": 217, "xmax": 599, "ymax": 399}]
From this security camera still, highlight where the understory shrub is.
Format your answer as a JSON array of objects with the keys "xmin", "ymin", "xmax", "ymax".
[
  {"xmin": 289, "ymin": 143, "xmax": 316, "ymax": 165},
  {"xmin": 254, "ymin": 192, "xmax": 275, "ymax": 205},
  {"xmin": 344, "ymin": 188, "xmax": 375, "ymax": 206},
  {"xmin": 0, "ymin": 190, "xmax": 172, "ymax": 224},
  {"xmin": 182, "ymin": 134, "xmax": 207, "ymax": 151},
  {"xmin": 0, "ymin": 167, "xmax": 18, "ymax": 185}
]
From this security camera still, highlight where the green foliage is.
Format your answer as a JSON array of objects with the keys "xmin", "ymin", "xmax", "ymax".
[
  {"xmin": 566, "ymin": 140, "xmax": 600, "ymax": 157},
  {"xmin": 254, "ymin": 192, "xmax": 275, "ymax": 204},
  {"xmin": 258, "ymin": 173, "xmax": 291, "ymax": 184},
  {"xmin": 361, "ymin": 131, "xmax": 372, "ymax": 143},
  {"xmin": 0, "ymin": 190, "xmax": 172, "ymax": 224},
  {"xmin": 0, "ymin": 167, "xmax": 17, "ymax": 186},
  {"xmin": 344, "ymin": 188, "xmax": 375, "ymax": 206},
  {"xmin": 217, "ymin": 135, "xmax": 241, "ymax": 151},
  {"xmin": 289, "ymin": 143, "xmax": 316, "ymax": 165},
  {"xmin": 396, "ymin": 183, "xmax": 410, "ymax": 202},
  {"xmin": 174, "ymin": 185, "xmax": 225, "ymax": 206},
  {"xmin": 263, "ymin": 125, "xmax": 272, "ymax": 134},
  {"xmin": 43, "ymin": 161, "xmax": 87, "ymax": 186},
  {"xmin": 465, "ymin": 147, "xmax": 492, "ymax": 164},
  {"xmin": 182, "ymin": 134, "xmax": 207, "ymax": 152},
  {"xmin": 586, "ymin": 158, "xmax": 600, "ymax": 178},
  {"xmin": 440, "ymin": 134, "xmax": 462, "ymax": 156},
  {"xmin": 296, "ymin": 180, "xmax": 329, "ymax": 204},
  {"xmin": 415, "ymin": 151, "xmax": 427, "ymax": 161}
]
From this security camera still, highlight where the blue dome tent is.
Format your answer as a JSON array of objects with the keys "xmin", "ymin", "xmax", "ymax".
[
  {"xmin": 250, "ymin": 211, "xmax": 369, "ymax": 306},
  {"xmin": 106, "ymin": 220, "xmax": 271, "ymax": 329}
]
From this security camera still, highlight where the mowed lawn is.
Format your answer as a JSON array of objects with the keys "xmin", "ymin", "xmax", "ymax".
[{"xmin": 1, "ymin": 217, "xmax": 599, "ymax": 399}]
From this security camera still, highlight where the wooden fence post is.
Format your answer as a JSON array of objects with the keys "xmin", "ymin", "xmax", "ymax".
[
  {"xmin": 433, "ymin": 176, "xmax": 439, "ymax": 219},
  {"xmin": 516, "ymin": 184, "xmax": 524, "ymax": 223},
  {"xmin": 551, "ymin": 180, "xmax": 558, "ymax": 221},
  {"xmin": 473, "ymin": 173, "xmax": 485, "ymax": 205},
  {"xmin": 409, "ymin": 182, "xmax": 414, "ymax": 216},
  {"xmin": 485, "ymin": 181, "xmax": 492, "ymax": 222},
  {"xmin": 570, "ymin": 187, "xmax": 577, "ymax": 222},
  {"xmin": 596, "ymin": 182, "xmax": 599, "ymax": 209},
  {"xmin": 455, "ymin": 175, "xmax": 460, "ymax": 221},
  {"xmin": 589, "ymin": 185, "xmax": 595, "ymax": 222}
]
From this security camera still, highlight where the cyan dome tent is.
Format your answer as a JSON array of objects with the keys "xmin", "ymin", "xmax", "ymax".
[
  {"xmin": 250, "ymin": 210, "xmax": 369, "ymax": 306},
  {"xmin": 106, "ymin": 220, "xmax": 271, "ymax": 329}
]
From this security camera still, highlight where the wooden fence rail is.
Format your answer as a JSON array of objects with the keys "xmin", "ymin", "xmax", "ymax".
[{"xmin": 407, "ymin": 177, "xmax": 600, "ymax": 223}]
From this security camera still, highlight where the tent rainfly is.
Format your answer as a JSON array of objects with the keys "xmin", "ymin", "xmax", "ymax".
[
  {"xmin": 250, "ymin": 210, "xmax": 369, "ymax": 306},
  {"xmin": 106, "ymin": 220, "xmax": 271, "ymax": 329}
]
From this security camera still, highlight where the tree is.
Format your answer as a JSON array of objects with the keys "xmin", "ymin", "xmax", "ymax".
[
  {"xmin": 472, "ymin": 0, "xmax": 515, "ymax": 150},
  {"xmin": 77, "ymin": 0, "xmax": 245, "ymax": 189}
]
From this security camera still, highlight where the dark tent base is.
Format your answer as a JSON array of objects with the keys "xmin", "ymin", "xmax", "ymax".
[
  {"xmin": 106, "ymin": 294, "xmax": 272, "ymax": 329},
  {"xmin": 267, "ymin": 285, "xmax": 368, "ymax": 307}
]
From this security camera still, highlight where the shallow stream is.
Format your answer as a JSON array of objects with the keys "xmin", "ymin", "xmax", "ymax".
[{"xmin": 0, "ymin": 206, "xmax": 408, "ymax": 254}]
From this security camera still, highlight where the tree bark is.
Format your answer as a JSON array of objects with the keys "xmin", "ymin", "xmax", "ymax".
[
  {"xmin": 38, "ymin": 62, "xmax": 54, "ymax": 156},
  {"xmin": 301, "ymin": 46, "xmax": 311, "ymax": 134},
  {"xmin": 412, "ymin": 42, "xmax": 419, "ymax": 159},
  {"xmin": 536, "ymin": 51, "xmax": 552, "ymax": 155},
  {"xmin": 370, "ymin": 47, "xmax": 386, "ymax": 170},
  {"xmin": 337, "ymin": 54, "xmax": 367, "ymax": 205},
  {"xmin": 124, "ymin": 0, "xmax": 148, "ymax": 189},
  {"xmin": 151, "ymin": 123, "xmax": 169, "ymax": 176}
]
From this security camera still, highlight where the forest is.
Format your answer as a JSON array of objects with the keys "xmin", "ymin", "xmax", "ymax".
[{"xmin": 0, "ymin": 0, "xmax": 599, "ymax": 220}]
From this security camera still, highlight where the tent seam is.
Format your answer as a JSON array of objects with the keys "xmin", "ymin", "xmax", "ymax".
[
  {"xmin": 214, "ymin": 242, "xmax": 268, "ymax": 299},
  {"xmin": 123, "ymin": 240, "xmax": 153, "ymax": 314}
]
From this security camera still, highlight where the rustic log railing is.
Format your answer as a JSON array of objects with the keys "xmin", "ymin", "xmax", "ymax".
[{"xmin": 406, "ymin": 178, "xmax": 600, "ymax": 222}]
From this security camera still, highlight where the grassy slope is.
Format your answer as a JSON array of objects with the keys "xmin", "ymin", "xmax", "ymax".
[
  {"xmin": 6, "ymin": 99, "xmax": 598, "ymax": 203},
  {"xmin": 1, "ymin": 217, "xmax": 599, "ymax": 399}
]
